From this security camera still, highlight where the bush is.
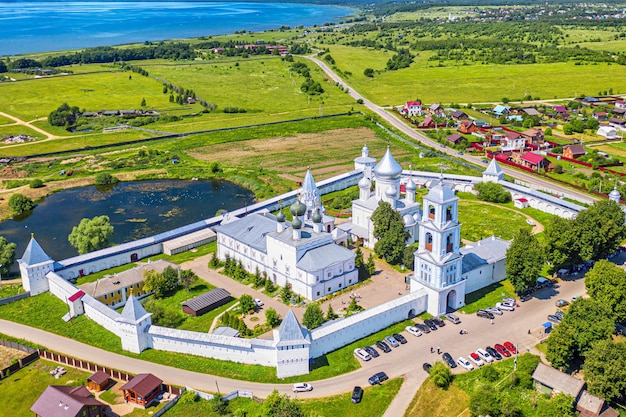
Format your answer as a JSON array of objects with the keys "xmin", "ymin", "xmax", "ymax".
[
  {"xmin": 474, "ymin": 182, "xmax": 511, "ymax": 203},
  {"xmin": 29, "ymin": 179, "xmax": 44, "ymax": 188},
  {"xmin": 94, "ymin": 172, "xmax": 119, "ymax": 185},
  {"xmin": 8, "ymin": 193, "xmax": 35, "ymax": 215}
]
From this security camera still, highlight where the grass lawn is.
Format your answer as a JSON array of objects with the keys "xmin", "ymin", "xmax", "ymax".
[
  {"xmin": 0, "ymin": 284, "xmax": 25, "ymax": 298},
  {"xmin": 403, "ymin": 377, "xmax": 470, "ymax": 417},
  {"xmin": 149, "ymin": 241, "xmax": 216, "ymax": 265},
  {"xmin": 459, "ymin": 279, "xmax": 516, "ymax": 314},
  {"xmin": 458, "ymin": 200, "xmax": 532, "ymax": 241},
  {"xmin": 324, "ymin": 44, "xmax": 626, "ymax": 104},
  {"xmin": 0, "ymin": 124, "xmax": 45, "ymax": 141},
  {"xmin": 75, "ymin": 263, "xmax": 139, "ymax": 285}
]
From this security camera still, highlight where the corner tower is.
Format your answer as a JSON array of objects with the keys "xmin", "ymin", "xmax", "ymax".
[{"xmin": 18, "ymin": 234, "xmax": 55, "ymax": 295}]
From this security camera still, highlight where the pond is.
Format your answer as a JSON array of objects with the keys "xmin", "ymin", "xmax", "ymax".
[{"xmin": 0, "ymin": 179, "xmax": 255, "ymax": 267}]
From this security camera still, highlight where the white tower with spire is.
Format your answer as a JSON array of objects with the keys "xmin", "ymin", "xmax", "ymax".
[
  {"xmin": 18, "ymin": 234, "xmax": 55, "ymax": 296},
  {"xmin": 116, "ymin": 294, "xmax": 152, "ymax": 354},
  {"xmin": 354, "ymin": 143, "xmax": 376, "ymax": 180},
  {"xmin": 411, "ymin": 179, "xmax": 466, "ymax": 316},
  {"xmin": 482, "ymin": 158, "xmax": 504, "ymax": 183},
  {"xmin": 300, "ymin": 168, "xmax": 319, "ymax": 221}
]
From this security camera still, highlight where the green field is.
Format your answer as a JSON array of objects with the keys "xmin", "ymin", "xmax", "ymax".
[
  {"xmin": 458, "ymin": 200, "xmax": 532, "ymax": 241},
  {"xmin": 323, "ymin": 44, "xmax": 625, "ymax": 104}
]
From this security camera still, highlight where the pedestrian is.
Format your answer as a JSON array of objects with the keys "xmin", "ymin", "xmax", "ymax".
[
  {"xmin": 490, "ymin": 319, "xmax": 494, "ymax": 325},
  {"xmin": 437, "ymin": 346, "xmax": 441, "ymax": 354},
  {"xmin": 430, "ymin": 346, "xmax": 434, "ymax": 353},
  {"xmin": 459, "ymin": 330, "xmax": 463, "ymax": 335},
  {"xmin": 528, "ymin": 329, "xmax": 531, "ymax": 334}
]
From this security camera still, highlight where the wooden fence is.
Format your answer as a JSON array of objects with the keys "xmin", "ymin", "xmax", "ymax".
[{"xmin": 0, "ymin": 339, "xmax": 39, "ymax": 379}]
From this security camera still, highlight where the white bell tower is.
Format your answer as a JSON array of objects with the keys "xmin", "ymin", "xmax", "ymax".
[{"xmin": 411, "ymin": 179, "xmax": 466, "ymax": 316}]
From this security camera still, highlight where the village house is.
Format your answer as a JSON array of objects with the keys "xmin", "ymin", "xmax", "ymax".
[
  {"xmin": 402, "ymin": 101, "xmax": 422, "ymax": 117},
  {"xmin": 520, "ymin": 128, "xmax": 545, "ymax": 146},
  {"xmin": 615, "ymin": 99, "xmax": 626, "ymax": 109},
  {"xmin": 422, "ymin": 116, "xmax": 436, "ymax": 128},
  {"xmin": 31, "ymin": 385, "xmax": 109, "ymax": 417},
  {"xmin": 450, "ymin": 109, "xmax": 468, "ymax": 121},
  {"xmin": 501, "ymin": 131, "xmax": 526, "ymax": 151},
  {"xmin": 428, "ymin": 103, "xmax": 445, "ymax": 116},
  {"xmin": 522, "ymin": 108, "xmax": 541, "ymax": 117},
  {"xmin": 492, "ymin": 104, "xmax": 511, "ymax": 116},
  {"xmin": 609, "ymin": 118, "xmax": 626, "ymax": 131},
  {"xmin": 613, "ymin": 108, "xmax": 626, "ymax": 118},
  {"xmin": 121, "ymin": 373, "xmax": 163, "ymax": 408},
  {"xmin": 516, "ymin": 151, "xmax": 550, "ymax": 171},
  {"xmin": 563, "ymin": 144, "xmax": 586, "ymax": 159},
  {"xmin": 552, "ymin": 105, "xmax": 568, "ymax": 117},
  {"xmin": 459, "ymin": 120, "xmax": 477, "ymax": 134},
  {"xmin": 446, "ymin": 133, "xmax": 463, "ymax": 145},
  {"xmin": 593, "ymin": 111, "xmax": 608, "ymax": 121}
]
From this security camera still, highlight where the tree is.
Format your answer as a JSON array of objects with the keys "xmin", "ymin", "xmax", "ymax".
[
  {"xmin": 574, "ymin": 200, "xmax": 626, "ymax": 263},
  {"xmin": 142, "ymin": 268, "xmax": 180, "ymax": 298},
  {"xmin": 505, "ymin": 229, "xmax": 544, "ymax": 294},
  {"xmin": 140, "ymin": 97, "xmax": 146, "ymax": 107},
  {"xmin": 239, "ymin": 294, "xmax": 256, "ymax": 315},
  {"xmin": 586, "ymin": 118, "xmax": 599, "ymax": 131},
  {"xmin": 0, "ymin": 236, "xmax": 16, "ymax": 278},
  {"xmin": 469, "ymin": 383, "xmax": 500, "ymax": 417},
  {"xmin": 366, "ymin": 253, "xmax": 376, "ymax": 276},
  {"xmin": 94, "ymin": 172, "xmax": 119, "ymax": 185},
  {"xmin": 8, "ymin": 193, "xmax": 35, "ymax": 215},
  {"xmin": 210, "ymin": 395, "xmax": 227, "ymax": 415},
  {"xmin": 48, "ymin": 103, "xmax": 79, "ymax": 127},
  {"xmin": 363, "ymin": 68, "xmax": 374, "ymax": 77},
  {"xmin": 584, "ymin": 339, "xmax": 626, "ymax": 402},
  {"xmin": 262, "ymin": 389, "xmax": 304, "ymax": 417},
  {"xmin": 302, "ymin": 303, "xmax": 324, "ymax": 329},
  {"xmin": 29, "ymin": 179, "xmax": 44, "ymax": 188},
  {"xmin": 179, "ymin": 269, "xmax": 197, "ymax": 291},
  {"xmin": 474, "ymin": 182, "xmax": 511, "ymax": 203},
  {"xmin": 544, "ymin": 217, "xmax": 579, "ymax": 269},
  {"xmin": 546, "ymin": 322, "xmax": 577, "ymax": 369},
  {"xmin": 536, "ymin": 393, "xmax": 576, "ymax": 417},
  {"xmin": 354, "ymin": 245, "xmax": 369, "ymax": 280},
  {"xmin": 403, "ymin": 245, "xmax": 415, "ymax": 270},
  {"xmin": 280, "ymin": 282, "xmax": 292, "ymax": 304},
  {"xmin": 68, "ymin": 215, "xmax": 114, "ymax": 254},
  {"xmin": 430, "ymin": 361, "xmax": 453, "ymax": 388},
  {"xmin": 371, "ymin": 202, "xmax": 407, "ymax": 264},
  {"xmin": 346, "ymin": 297, "xmax": 363, "ymax": 315},
  {"xmin": 326, "ymin": 304, "xmax": 338, "ymax": 321},
  {"xmin": 585, "ymin": 260, "xmax": 626, "ymax": 322},
  {"xmin": 265, "ymin": 307, "xmax": 281, "ymax": 327}
]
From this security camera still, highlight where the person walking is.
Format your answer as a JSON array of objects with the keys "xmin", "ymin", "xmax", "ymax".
[
  {"xmin": 430, "ymin": 346, "xmax": 434, "ymax": 354},
  {"xmin": 437, "ymin": 346, "xmax": 441, "ymax": 354},
  {"xmin": 490, "ymin": 319, "xmax": 494, "ymax": 325}
]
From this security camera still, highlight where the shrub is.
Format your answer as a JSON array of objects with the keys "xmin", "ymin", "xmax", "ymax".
[
  {"xmin": 29, "ymin": 179, "xmax": 44, "ymax": 188},
  {"xmin": 8, "ymin": 193, "xmax": 35, "ymax": 215},
  {"xmin": 94, "ymin": 172, "xmax": 119, "ymax": 185}
]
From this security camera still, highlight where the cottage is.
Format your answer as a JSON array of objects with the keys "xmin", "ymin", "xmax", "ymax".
[
  {"xmin": 520, "ymin": 128, "xmax": 545, "ymax": 146},
  {"xmin": 428, "ymin": 103, "xmax": 444, "ymax": 116},
  {"xmin": 532, "ymin": 362, "xmax": 585, "ymax": 399},
  {"xmin": 576, "ymin": 390, "xmax": 619, "ymax": 417},
  {"xmin": 422, "ymin": 116, "xmax": 436, "ymax": 128},
  {"xmin": 31, "ymin": 385, "xmax": 108, "ymax": 417},
  {"xmin": 522, "ymin": 108, "xmax": 541, "ymax": 117},
  {"xmin": 402, "ymin": 101, "xmax": 422, "ymax": 117},
  {"xmin": 593, "ymin": 111, "xmax": 608, "ymax": 121},
  {"xmin": 87, "ymin": 371, "xmax": 111, "ymax": 392},
  {"xmin": 446, "ymin": 134, "xmax": 463, "ymax": 145},
  {"xmin": 450, "ymin": 109, "xmax": 468, "ymax": 121},
  {"xmin": 552, "ymin": 105, "xmax": 567, "ymax": 115},
  {"xmin": 613, "ymin": 108, "xmax": 626, "ymax": 117},
  {"xmin": 121, "ymin": 373, "xmax": 163, "ymax": 408},
  {"xmin": 493, "ymin": 105, "xmax": 511, "ymax": 116},
  {"xmin": 609, "ymin": 118, "xmax": 626, "ymax": 130},
  {"xmin": 616, "ymin": 99, "xmax": 626, "ymax": 109},
  {"xmin": 563, "ymin": 144, "xmax": 586, "ymax": 159},
  {"xmin": 459, "ymin": 120, "xmax": 477, "ymax": 134},
  {"xmin": 501, "ymin": 131, "xmax": 526, "ymax": 151},
  {"xmin": 182, "ymin": 288, "xmax": 231, "ymax": 317},
  {"xmin": 518, "ymin": 152, "xmax": 549, "ymax": 171}
]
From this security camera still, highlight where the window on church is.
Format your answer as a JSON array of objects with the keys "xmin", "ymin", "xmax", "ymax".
[
  {"xmin": 428, "ymin": 205, "xmax": 435, "ymax": 219},
  {"xmin": 446, "ymin": 234, "xmax": 453, "ymax": 253},
  {"xmin": 446, "ymin": 206, "xmax": 452, "ymax": 221},
  {"xmin": 317, "ymin": 291, "xmax": 320, "ymax": 296},
  {"xmin": 425, "ymin": 233, "xmax": 433, "ymax": 252}
]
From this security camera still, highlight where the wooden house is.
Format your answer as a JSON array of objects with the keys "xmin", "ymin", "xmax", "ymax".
[
  {"xmin": 31, "ymin": 385, "xmax": 108, "ymax": 417},
  {"xmin": 87, "ymin": 371, "xmax": 111, "ymax": 392},
  {"xmin": 563, "ymin": 145, "xmax": 586, "ymax": 159},
  {"xmin": 459, "ymin": 120, "xmax": 477, "ymax": 134},
  {"xmin": 121, "ymin": 373, "xmax": 163, "ymax": 408}
]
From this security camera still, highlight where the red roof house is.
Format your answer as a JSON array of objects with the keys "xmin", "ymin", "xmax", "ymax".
[{"xmin": 518, "ymin": 152, "xmax": 549, "ymax": 171}]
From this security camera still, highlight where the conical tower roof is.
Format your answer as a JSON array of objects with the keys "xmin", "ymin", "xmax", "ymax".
[
  {"xmin": 20, "ymin": 235, "xmax": 53, "ymax": 265},
  {"xmin": 118, "ymin": 294, "xmax": 151, "ymax": 324},
  {"xmin": 275, "ymin": 310, "xmax": 310, "ymax": 347},
  {"xmin": 374, "ymin": 147, "xmax": 402, "ymax": 178},
  {"xmin": 484, "ymin": 157, "xmax": 504, "ymax": 177}
]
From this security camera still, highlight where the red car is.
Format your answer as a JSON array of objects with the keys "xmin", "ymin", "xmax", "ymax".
[
  {"xmin": 494, "ymin": 343, "xmax": 511, "ymax": 358},
  {"xmin": 504, "ymin": 341, "xmax": 517, "ymax": 354}
]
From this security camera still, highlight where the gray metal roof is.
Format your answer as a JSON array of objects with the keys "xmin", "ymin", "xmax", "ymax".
[
  {"xmin": 182, "ymin": 288, "xmax": 231, "ymax": 312},
  {"xmin": 118, "ymin": 295, "xmax": 150, "ymax": 324},
  {"xmin": 483, "ymin": 158, "xmax": 504, "ymax": 177},
  {"xmin": 276, "ymin": 310, "xmax": 310, "ymax": 347},
  {"xmin": 19, "ymin": 236, "xmax": 53, "ymax": 265},
  {"xmin": 532, "ymin": 363, "xmax": 585, "ymax": 398},
  {"xmin": 268, "ymin": 225, "xmax": 330, "ymax": 249},
  {"xmin": 212, "ymin": 326, "xmax": 240, "ymax": 337},
  {"xmin": 374, "ymin": 147, "xmax": 402, "ymax": 178},
  {"xmin": 460, "ymin": 236, "xmax": 510, "ymax": 273},
  {"xmin": 214, "ymin": 213, "xmax": 276, "ymax": 254},
  {"xmin": 296, "ymin": 244, "xmax": 354, "ymax": 272}
]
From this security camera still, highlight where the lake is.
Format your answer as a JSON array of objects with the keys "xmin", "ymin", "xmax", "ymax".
[
  {"xmin": 0, "ymin": 179, "xmax": 255, "ymax": 264},
  {"xmin": 0, "ymin": 1, "xmax": 352, "ymax": 56}
]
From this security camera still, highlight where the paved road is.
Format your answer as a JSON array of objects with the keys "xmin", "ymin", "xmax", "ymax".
[
  {"xmin": 0, "ymin": 272, "xmax": 587, "ymax": 407},
  {"xmin": 305, "ymin": 56, "xmax": 599, "ymax": 204}
]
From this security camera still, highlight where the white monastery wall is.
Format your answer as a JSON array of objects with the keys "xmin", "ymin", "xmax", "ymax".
[
  {"xmin": 82, "ymin": 295, "xmax": 123, "ymax": 337},
  {"xmin": 463, "ymin": 259, "xmax": 508, "ymax": 294},
  {"xmin": 309, "ymin": 291, "xmax": 427, "ymax": 358}
]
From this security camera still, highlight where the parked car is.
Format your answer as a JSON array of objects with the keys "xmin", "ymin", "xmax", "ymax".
[
  {"xmin": 526, "ymin": 219, "xmax": 536, "ymax": 226},
  {"xmin": 422, "ymin": 362, "xmax": 432, "ymax": 373},
  {"xmin": 254, "ymin": 298, "xmax": 264, "ymax": 308},
  {"xmin": 376, "ymin": 340, "xmax": 391, "ymax": 353},
  {"xmin": 555, "ymin": 310, "xmax": 564, "ymax": 321},
  {"xmin": 385, "ymin": 335, "xmax": 399, "ymax": 348},
  {"xmin": 442, "ymin": 352, "xmax": 457, "ymax": 368},
  {"xmin": 469, "ymin": 352, "xmax": 485, "ymax": 367},
  {"xmin": 616, "ymin": 323, "xmax": 626, "ymax": 336},
  {"xmin": 363, "ymin": 345, "xmax": 379, "ymax": 358},
  {"xmin": 351, "ymin": 386, "xmax": 363, "ymax": 404},
  {"xmin": 477, "ymin": 310, "xmax": 495, "ymax": 319},
  {"xmin": 547, "ymin": 314, "xmax": 561, "ymax": 324},
  {"xmin": 354, "ymin": 348, "xmax": 372, "ymax": 361},
  {"xmin": 503, "ymin": 297, "xmax": 516, "ymax": 305},
  {"xmin": 496, "ymin": 302, "xmax": 515, "ymax": 312},
  {"xmin": 486, "ymin": 346, "xmax": 502, "ymax": 361},
  {"xmin": 292, "ymin": 383, "xmax": 313, "ymax": 392},
  {"xmin": 504, "ymin": 341, "xmax": 517, "ymax": 354},
  {"xmin": 486, "ymin": 307, "xmax": 503, "ymax": 316},
  {"xmin": 476, "ymin": 348, "xmax": 494, "ymax": 363},
  {"xmin": 572, "ymin": 295, "xmax": 581, "ymax": 302},
  {"xmin": 368, "ymin": 371, "xmax": 389, "ymax": 385},
  {"xmin": 457, "ymin": 357, "xmax": 474, "ymax": 371},
  {"xmin": 445, "ymin": 313, "xmax": 461, "ymax": 324},
  {"xmin": 494, "ymin": 343, "xmax": 511, "ymax": 358},
  {"xmin": 405, "ymin": 325, "xmax": 422, "ymax": 337},
  {"xmin": 415, "ymin": 323, "xmax": 430, "ymax": 334},
  {"xmin": 432, "ymin": 317, "xmax": 446, "ymax": 327},
  {"xmin": 520, "ymin": 292, "xmax": 533, "ymax": 302},
  {"xmin": 555, "ymin": 299, "xmax": 569, "ymax": 307},
  {"xmin": 424, "ymin": 319, "xmax": 438, "ymax": 331},
  {"xmin": 393, "ymin": 333, "xmax": 407, "ymax": 344}
]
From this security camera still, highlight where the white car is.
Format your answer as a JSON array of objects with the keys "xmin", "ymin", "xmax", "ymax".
[
  {"xmin": 354, "ymin": 348, "xmax": 372, "ymax": 362},
  {"xmin": 486, "ymin": 307, "xmax": 503, "ymax": 316},
  {"xmin": 292, "ymin": 382, "xmax": 313, "ymax": 392},
  {"xmin": 457, "ymin": 357, "xmax": 474, "ymax": 371},
  {"xmin": 526, "ymin": 219, "xmax": 536, "ymax": 226},
  {"xmin": 476, "ymin": 348, "xmax": 494, "ymax": 364},
  {"xmin": 496, "ymin": 302, "xmax": 515, "ymax": 312},
  {"xmin": 405, "ymin": 325, "xmax": 422, "ymax": 337},
  {"xmin": 254, "ymin": 298, "xmax": 264, "ymax": 307},
  {"xmin": 469, "ymin": 352, "xmax": 484, "ymax": 367}
]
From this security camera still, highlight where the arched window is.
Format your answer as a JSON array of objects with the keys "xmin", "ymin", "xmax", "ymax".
[
  {"xmin": 446, "ymin": 234, "xmax": 454, "ymax": 253},
  {"xmin": 446, "ymin": 206, "xmax": 452, "ymax": 221},
  {"xmin": 425, "ymin": 233, "xmax": 433, "ymax": 252},
  {"xmin": 428, "ymin": 205, "xmax": 436, "ymax": 219}
]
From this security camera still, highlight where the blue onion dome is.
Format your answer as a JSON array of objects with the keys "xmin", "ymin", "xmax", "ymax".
[
  {"xmin": 292, "ymin": 217, "xmax": 302, "ymax": 229},
  {"xmin": 276, "ymin": 210, "xmax": 286, "ymax": 222},
  {"xmin": 312, "ymin": 208, "xmax": 322, "ymax": 224},
  {"xmin": 359, "ymin": 175, "xmax": 371, "ymax": 189},
  {"xmin": 290, "ymin": 200, "xmax": 306, "ymax": 216}
]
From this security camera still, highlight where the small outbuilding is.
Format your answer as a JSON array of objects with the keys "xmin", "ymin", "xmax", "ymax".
[
  {"xmin": 87, "ymin": 370, "xmax": 111, "ymax": 392},
  {"xmin": 532, "ymin": 362, "xmax": 584, "ymax": 398},
  {"xmin": 597, "ymin": 126, "xmax": 620, "ymax": 140},
  {"xmin": 182, "ymin": 288, "xmax": 231, "ymax": 317},
  {"xmin": 121, "ymin": 373, "xmax": 163, "ymax": 408}
]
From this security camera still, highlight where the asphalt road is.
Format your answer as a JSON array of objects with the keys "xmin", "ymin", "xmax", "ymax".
[
  {"xmin": 0, "ymin": 272, "xmax": 587, "ymax": 405},
  {"xmin": 305, "ymin": 55, "xmax": 599, "ymax": 204}
]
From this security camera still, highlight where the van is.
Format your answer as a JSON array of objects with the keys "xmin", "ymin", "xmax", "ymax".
[
  {"xmin": 351, "ymin": 386, "xmax": 363, "ymax": 404},
  {"xmin": 476, "ymin": 348, "xmax": 494, "ymax": 363},
  {"xmin": 354, "ymin": 348, "xmax": 372, "ymax": 362}
]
